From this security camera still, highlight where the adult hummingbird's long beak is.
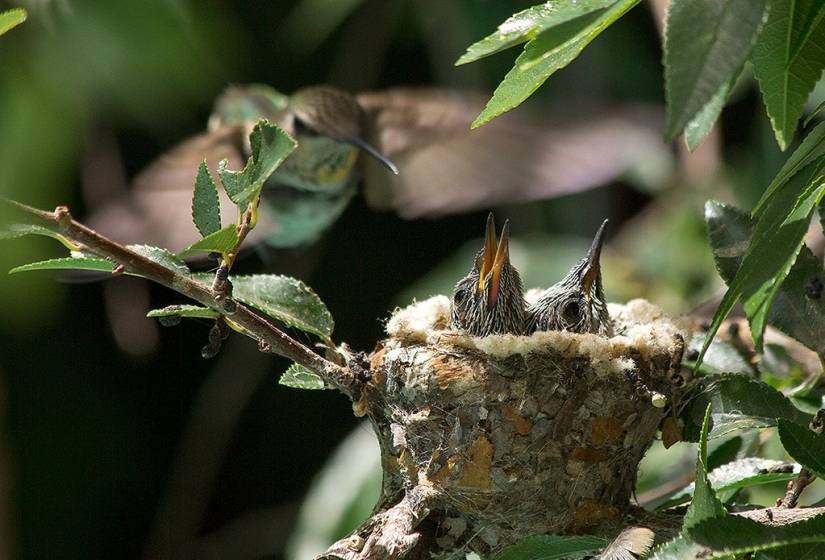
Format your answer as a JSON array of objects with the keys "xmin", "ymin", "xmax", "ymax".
[
  {"xmin": 581, "ymin": 219, "xmax": 608, "ymax": 301},
  {"xmin": 478, "ymin": 212, "xmax": 497, "ymax": 292},
  {"xmin": 487, "ymin": 220, "xmax": 512, "ymax": 310},
  {"xmin": 344, "ymin": 134, "xmax": 399, "ymax": 174}
]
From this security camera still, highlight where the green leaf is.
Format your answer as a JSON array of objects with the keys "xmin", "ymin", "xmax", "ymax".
[
  {"xmin": 192, "ymin": 161, "xmax": 222, "ymax": 238},
  {"xmin": 753, "ymin": 119, "xmax": 825, "ymax": 215},
  {"xmin": 690, "ymin": 513, "xmax": 825, "ymax": 555},
  {"xmin": 218, "ymin": 120, "xmax": 296, "ymax": 209},
  {"xmin": 648, "ymin": 536, "xmax": 715, "ymax": 560},
  {"xmin": 9, "ymin": 257, "xmax": 115, "ymax": 274},
  {"xmin": 177, "ymin": 224, "xmax": 239, "ymax": 258},
  {"xmin": 656, "ymin": 457, "xmax": 799, "ymax": 509},
  {"xmin": 751, "ymin": 0, "xmax": 825, "ymax": 150},
  {"xmin": 684, "ymin": 68, "xmax": 740, "ymax": 151},
  {"xmin": 778, "ymin": 418, "xmax": 825, "ymax": 479},
  {"xmin": 456, "ymin": 0, "xmax": 618, "ymax": 65},
  {"xmin": 491, "ymin": 534, "xmax": 605, "ymax": 560},
  {"xmin": 127, "ymin": 245, "xmax": 191, "ymax": 277},
  {"xmin": 683, "ymin": 405, "xmax": 726, "ymax": 531},
  {"xmin": 663, "ymin": 0, "xmax": 767, "ymax": 142},
  {"xmin": 0, "ymin": 8, "xmax": 26, "ymax": 36},
  {"xmin": 684, "ymin": 374, "xmax": 796, "ymax": 441},
  {"xmin": 697, "ymin": 160, "xmax": 825, "ymax": 367},
  {"xmin": 279, "ymin": 363, "xmax": 329, "ymax": 390},
  {"xmin": 147, "ymin": 305, "xmax": 221, "ymax": 320},
  {"xmin": 471, "ymin": 0, "xmax": 640, "ymax": 128},
  {"xmin": 192, "ymin": 273, "xmax": 334, "ymax": 341},
  {"xmin": 704, "ymin": 200, "xmax": 825, "ymax": 354}
]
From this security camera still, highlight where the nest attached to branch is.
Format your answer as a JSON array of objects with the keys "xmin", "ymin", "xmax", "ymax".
[{"xmin": 320, "ymin": 297, "xmax": 689, "ymax": 560}]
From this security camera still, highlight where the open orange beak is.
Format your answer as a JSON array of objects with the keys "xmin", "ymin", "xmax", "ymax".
[{"xmin": 487, "ymin": 220, "xmax": 511, "ymax": 311}]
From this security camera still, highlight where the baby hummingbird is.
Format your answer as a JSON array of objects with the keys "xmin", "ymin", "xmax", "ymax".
[
  {"xmin": 450, "ymin": 214, "xmax": 526, "ymax": 336},
  {"xmin": 526, "ymin": 219, "xmax": 613, "ymax": 337}
]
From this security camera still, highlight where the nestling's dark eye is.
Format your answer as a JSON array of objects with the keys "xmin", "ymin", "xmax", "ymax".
[
  {"xmin": 293, "ymin": 116, "xmax": 320, "ymax": 137},
  {"xmin": 562, "ymin": 300, "xmax": 580, "ymax": 320},
  {"xmin": 454, "ymin": 289, "xmax": 467, "ymax": 304}
]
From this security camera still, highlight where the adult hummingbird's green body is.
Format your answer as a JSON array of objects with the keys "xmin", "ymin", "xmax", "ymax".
[
  {"xmin": 91, "ymin": 84, "xmax": 395, "ymax": 252},
  {"xmin": 87, "ymin": 84, "xmax": 668, "ymax": 254}
]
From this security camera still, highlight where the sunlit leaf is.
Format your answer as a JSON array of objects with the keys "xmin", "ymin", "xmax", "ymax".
[
  {"xmin": 778, "ymin": 418, "xmax": 825, "ymax": 479},
  {"xmin": 279, "ymin": 363, "xmax": 328, "ymax": 390},
  {"xmin": 192, "ymin": 273, "xmax": 334, "ymax": 341},
  {"xmin": 9, "ymin": 257, "xmax": 114, "ymax": 274},
  {"xmin": 664, "ymin": 0, "xmax": 767, "ymax": 141},
  {"xmin": 147, "ymin": 304, "xmax": 221, "ymax": 320},
  {"xmin": 753, "ymin": 119, "xmax": 825, "ymax": 215},
  {"xmin": 177, "ymin": 224, "xmax": 239, "ymax": 258},
  {"xmin": 648, "ymin": 536, "xmax": 713, "ymax": 560},
  {"xmin": 218, "ymin": 120, "xmax": 296, "ymax": 209},
  {"xmin": 192, "ymin": 161, "xmax": 222, "ymax": 238},
  {"xmin": 0, "ymin": 8, "xmax": 26, "ymax": 36},
  {"xmin": 492, "ymin": 534, "xmax": 605, "ymax": 560},
  {"xmin": 751, "ymin": 0, "xmax": 825, "ymax": 150},
  {"xmin": 471, "ymin": 0, "xmax": 640, "ymax": 128},
  {"xmin": 683, "ymin": 405, "xmax": 726, "ymax": 531},
  {"xmin": 127, "ymin": 245, "xmax": 191, "ymax": 277},
  {"xmin": 456, "ymin": 0, "xmax": 617, "ymax": 65}
]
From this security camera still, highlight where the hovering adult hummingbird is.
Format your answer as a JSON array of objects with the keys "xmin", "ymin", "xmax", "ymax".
[
  {"xmin": 450, "ymin": 214, "xmax": 526, "ymax": 336},
  {"xmin": 526, "ymin": 219, "xmax": 613, "ymax": 337},
  {"xmin": 86, "ymin": 84, "xmax": 671, "ymax": 253}
]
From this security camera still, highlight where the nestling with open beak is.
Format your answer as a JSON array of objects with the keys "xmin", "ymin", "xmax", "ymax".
[
  {"xmin": 450, "ymin": 214, "xmax": 526, "ymax": 336},
  {"xmin": 526, "ymin": 219, "xmax": 613, "ymax": 337}
]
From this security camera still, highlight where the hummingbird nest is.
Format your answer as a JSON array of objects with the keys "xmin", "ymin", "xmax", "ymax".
[{"xmin": 321, "ymin": 296, "xmax": 689, "ymax": 560}]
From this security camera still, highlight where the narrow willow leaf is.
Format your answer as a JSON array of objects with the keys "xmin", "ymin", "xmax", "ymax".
[
  {"xmin": 804, "ymin": 98, "xmax": 825, "ymax": 127},
  {"xmin": 705, "ymin": 200, "xmax": 825, "ymax": 354},
  {"xmin": 192, "ymin": 273, "xmax": 334, "ymax": 340},
  {"xmin": 177, "ymin": 224, "xmax": 239, "ymax": 258},
  {"xmin": 664, "ymin": 0, "xmax": 767, "ymax": 141},
  {"xmin": 219, "ymin": 120, "xmax": 296, "ymax": 208},
  {"xmin": 9, "ymin": 257, "xmax": 114, "ymax": 274},
  {"xmin": 147, "ymin": 305, "xmax": 220, "ymax": 320},
  {"xmin": 492, "ymin": 534, "xmax": 605, "ymax": 560},
  {"xmin": 683, "ymin": 405, "xmax": 726, "ymax": 531},
  {"xmin": 456, "ymin": 0, "xmax": 617, "ymax": 65},
  {"xmin": 472, "ymin": 0, "xmax": 640, "ymax": 128},
  {"xmin": 127, "ymin": 244, "xmax": 191, "ymax": 277},
  {"xmin": 753, "ymin": 119, "xmax": 825, "ymax": 215},
  {"xmin": 691, "ymin": 513, "xmax": 825, "ymax": 554},
  {"xmin": 279, "ymin": 363, "xmax": 328, "ymax": 390},
  {"xmin": 751, "ymin": 0, "xmax": 825, "ymax": 150},
  {"xmin": 0, "ymin": 8, "xmax": 26, "ymax": 36},
  {"xmin": 192, "ymin": 160, "xmax": 222, "ymax": 238},
  {"xmin": 778, "ymin": 418, "xmax": 825, "ymax": 479},
  {"xmin": 685, "ymin": 69, "xmax": 739, "ymax": 151}
]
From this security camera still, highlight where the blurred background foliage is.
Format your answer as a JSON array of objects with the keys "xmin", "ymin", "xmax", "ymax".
[{"xmin": 0, "ymin": 0, "xmax": 807, "ymax": 558}]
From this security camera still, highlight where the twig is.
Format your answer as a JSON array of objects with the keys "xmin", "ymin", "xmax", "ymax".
[{"xmin": 2, "ymin": 199, "xmax": 353, "ymax": 394}]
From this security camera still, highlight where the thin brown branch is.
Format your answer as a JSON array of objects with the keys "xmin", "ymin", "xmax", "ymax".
[{"xmin": 2, "ymin": 199, "xmax": 353, "ymax": 394}]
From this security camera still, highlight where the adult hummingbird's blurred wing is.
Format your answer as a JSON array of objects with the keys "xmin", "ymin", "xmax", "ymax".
[
  {"xmin": 357, "ymin": 88, "xmax": 672, "ymax": 219},
  {"xmin": 88, "ymin": 125, "xmax": 272, "ymax": 253}
]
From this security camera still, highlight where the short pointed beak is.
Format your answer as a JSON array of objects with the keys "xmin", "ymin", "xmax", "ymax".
[
  {"xmin": 344, "ymin": 135, "xmax": 399, "ymax": 174},
  {"xmin": 487, "ymin": 220, "xmax": 511, "ymax": 310},
  {"xmin": 581, "ymin": 219, "xmax": 608, "ymax": 299},
  {"xmin": 478, "ymin": 213, "xmax": 497, "ymax": 292}
]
